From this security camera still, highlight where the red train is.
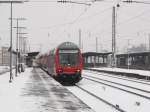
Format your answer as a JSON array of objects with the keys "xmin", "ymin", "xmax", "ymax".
[{"xmin": 37, "ymin": 42, "xmax": 83, "ymax": 83}]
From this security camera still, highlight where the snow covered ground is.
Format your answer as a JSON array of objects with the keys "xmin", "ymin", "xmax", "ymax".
[
  {"xmin": 84, "ymin": 70, "xmax": 150, "ymax": 101},
  {"xmin": 0, "ymin": 66, "xmax": 9, "ymax": 73},
  {"xmin": 0, "ymin": 68, "xmax": 94, "ymax": 112},
  {"xmin": 91, "ymin": 67, "xmax": 150, "ymax": 77},
  {"xmin": 0, "ymin": 68, "xmax": 31, "ymax": 112},
  {"xmin": 1, "ymin": 66, "xmax": 150, "ymax": 112},
  {"xmin": 66, "ymin": 70, "xmax": 150, "ymax": 112}
]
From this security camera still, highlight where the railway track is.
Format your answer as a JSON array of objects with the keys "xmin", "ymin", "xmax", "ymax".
[
  {"xmin": 40, "ymin": 68, "xmax": 150, "ymax": 112},
  {"xmin": 41, "ymin": 68, "xmax": 125, "ymax": 112},
  {"xmin": 67, "ymin": 73, "xmax": 150, "ymax": 111},
  {"xmin": 85, "ymin": 68, "xmax": 150, "ymax": 81},
  {"xmin": 84, "ymin": 70, "xmax": 150, "ymax": 86},
  {"xmin": 84, "ymin": 75, "xmax": 150, "ymax": 94},
  {"xmin": 75, "ymin": 84, "xmax": 126, "ymax": 112},
  {"xmin": 83, "ymin": 75, "xmax": 150, "ymax": 100}
]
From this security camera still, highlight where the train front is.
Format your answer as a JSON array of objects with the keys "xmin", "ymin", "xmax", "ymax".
[{"xmin": 55, "ymin": 42, "xmax": 83, "ymax": 83}]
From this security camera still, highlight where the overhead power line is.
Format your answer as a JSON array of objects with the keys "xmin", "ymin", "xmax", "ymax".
[
  {"xmin": 27, "ymin": 0, "xmax": 112, "ymax": 4},
  {"xmin": 26, "ymin": 0, "xmax": 57, "ymax": 2},
  {"xmin": 27, "ymin": 0, "xmax": 91, "ymax": 4},
  {"xmin": 118, "ymin": 8, "xmax": 150, "ymax": 26},
  {"xmin": 57, "ymin": 0, "xmax": 91, "ymax": 6},
  {"xmin": 123, "ymin": 0, "xmax": 150, "ymax": 5},
  {"xmin": 43, "ymin": 6, "xmax": 111, "ymax": 30}
]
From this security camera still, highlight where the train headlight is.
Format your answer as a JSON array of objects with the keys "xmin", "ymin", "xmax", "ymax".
[
  {"xmin": 58, "ymin": 67, "xmax": 63, "ymax": 73},
  {"xmin": 77, "ymin": 69, "xmax": 80, "ymax": 72},
  {"xmin": 58, "ymin": 69, "xmax": 63, "ymax": 72}
]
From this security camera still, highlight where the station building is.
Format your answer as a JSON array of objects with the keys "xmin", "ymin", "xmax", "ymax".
[
  {"xmin": 82, "ymin": 52, "xmax": 112, "ymax": 68},
  {"xmin": 82, "ymin": 51, "xmax": 150, "ymax": 70}
]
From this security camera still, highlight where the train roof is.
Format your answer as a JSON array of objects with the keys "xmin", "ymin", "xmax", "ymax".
[{"xmin": 57, "ymin": 42, "xmax": 79, "ymax": 49}]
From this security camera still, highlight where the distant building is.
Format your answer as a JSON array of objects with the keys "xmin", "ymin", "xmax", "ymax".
[
  {"xmin": 0, "ymin": 47, "xmax": 16, "ymax": 66},
  {"xmin": 82, "ymin": 52, "xmax": 112, "ymax": 67},
  {"xmin": 26, "ymin": 52, "xmax": 39, "ymax": 67}
]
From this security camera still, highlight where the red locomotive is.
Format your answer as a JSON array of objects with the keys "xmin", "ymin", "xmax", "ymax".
[{"xmin": 37, "ymin": 42, "xmax": 83, "ymax": 83}]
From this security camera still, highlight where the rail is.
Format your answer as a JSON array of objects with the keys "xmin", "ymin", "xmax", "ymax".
[{"xmin": 75, "ymin": 85, "xmax": 126, "ymax": 112}]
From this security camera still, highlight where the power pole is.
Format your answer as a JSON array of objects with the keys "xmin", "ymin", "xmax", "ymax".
[
  {"xmin": 13, "ymin": 18, "xmax": 26, "ymax": 76},
  {"xmin": 22, "ymin": 37, "xmax": 27, "ymax": 65},
  {"xmin": 127, "ymin": 39, "xmax": 130, "ymax": 69},
  {"xmin": 19, "ymin": 36, "xmax": 27, "ymax": 63},
  {"xmin": 16, "ymin": 19, "xmax": 19, "ymax": 76},
  {"xmin": 149, "ymin": 34, "xmax": 150, "ymax": 52},
  {"xmin": 96, "ymin": 37, "xmax": 98, "ymax": 52},
  {"xmin": 0, "ymin": 0, "xmax": 26, "ymax": 83},
  {"xmin": 18, "ymin": 32, "xmax": 27, "ymax": 72},
  {"xmin": 112, "ymin": 6, "xmax": 116, "ymax": 67},
  {"xmin": 149, "ymin": 34, "xmax": 150, "ymax": 64},
  {"xmin": 29, "ymin": 44, "xmax": 30, "ymax": 53},
  {"xmin": 79, "ymin": 29, "xmax": 81, "ymax": 49},
  {"xmin": 21, "ymin": 37, "xmax": 27, "ymax": 53},
  {"xmin": 10, "ymin": 2, "xmax": 13, "ymax": 82},
  {"xmin": 82, "ymin": 41, "xmax": 83, "ymax": 52},
  {"xmin": 13, "ymin": 18, "xmax": 25, "ymax": 76}
]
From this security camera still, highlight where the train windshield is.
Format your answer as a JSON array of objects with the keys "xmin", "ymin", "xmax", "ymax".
[{"xmin": 58, "ymin": 49, "xmax": 79, "ymax": 66}]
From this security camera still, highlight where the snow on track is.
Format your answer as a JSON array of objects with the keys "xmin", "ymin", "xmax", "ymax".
[
  {"xmin": 66, "ymin": 70, "xmax": 150, "ymax": 112},
  {"xmin": 91, "ymin": 67, "xmax": 150, "ymax": 77},
  {"xmin": 84, "ymin": 70, "xmax": 150, "ymax": 89}
]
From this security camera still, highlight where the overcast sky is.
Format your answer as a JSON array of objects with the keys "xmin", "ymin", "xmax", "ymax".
[{"xmin": 0, "ymin": 0, "xmax": 150, "ymax": 53}]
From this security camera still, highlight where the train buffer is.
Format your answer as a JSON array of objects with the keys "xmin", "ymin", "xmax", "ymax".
[{"xmin": 0, "ymin": 67, "xmax": 94, "ymax": 112}]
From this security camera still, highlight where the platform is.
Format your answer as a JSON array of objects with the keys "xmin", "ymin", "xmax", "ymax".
[{"xmin": 0, "ymin": 67, "xmax": 94, "ymax": 112}]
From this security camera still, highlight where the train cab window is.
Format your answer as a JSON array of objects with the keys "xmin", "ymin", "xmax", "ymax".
[{"xmin": 58, "ymin": 50, "xmax": 79, "ymax": 66}]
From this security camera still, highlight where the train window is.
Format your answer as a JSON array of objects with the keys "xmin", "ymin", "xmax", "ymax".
[
  {"xmin": 59, "ymin": 50, "xmax": 78, "ymax": 53},
  {"xmin": 58, "ymin": 50, "xmax": 79, "ymax": 66}
]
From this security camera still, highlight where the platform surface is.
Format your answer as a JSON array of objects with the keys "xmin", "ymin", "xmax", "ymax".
[{"xmin": 0, "ymin": 67, "xmax": 94, "ymax": 112}]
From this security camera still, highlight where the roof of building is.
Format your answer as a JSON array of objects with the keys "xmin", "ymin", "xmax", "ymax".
[
  {"xmin": 27, "ymin": 52, "xmax": 39, "ymax": 57},
  {"xmin": 82, "ymin": 52, "xmax": 112, "ymax": 57},
  {"xmin": 116, "ymin": 52, "xmax": 150, "ymax": 57}
]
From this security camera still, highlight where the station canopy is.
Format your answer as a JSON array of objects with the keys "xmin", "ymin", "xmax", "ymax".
[
  {"xmin": 82, "ymin": 52, "xmax": 112, "ymax": 57},
  {"xmin": 27, "ymin": 52, "xmax": 39, "ymax": 57}
]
